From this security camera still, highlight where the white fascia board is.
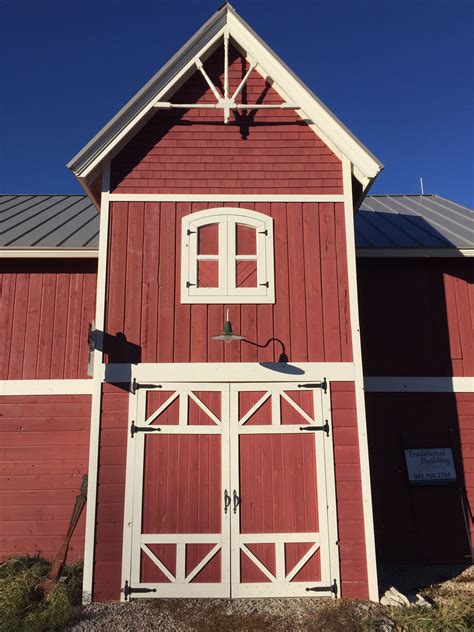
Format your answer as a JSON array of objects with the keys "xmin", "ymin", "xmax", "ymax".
[
  {"xmin": 356, "ymin": 248, "xmax": 474, "ymax": 258},
  {"xmin": 68, "ymin": 9, "xmax": 227, "ymax": 178},
  {"xmin": 364, "ymin": 376, "xmax": 474, "ymax": 393},
  {"xmin": 68, "ymin": 4, "xmax": 382, "ymax": 188},
  {"xmin": 0, "ymin": 248, "xmax": 98, "ymax": 259},
  {"xmin": 226, "ymin": 10, "xmax": 383, "ymax": 183}
]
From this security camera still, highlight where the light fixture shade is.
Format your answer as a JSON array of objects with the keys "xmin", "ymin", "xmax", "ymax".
[{"xmin": 211, "ymin": 319, "xmax": 244, "ymax": 343}]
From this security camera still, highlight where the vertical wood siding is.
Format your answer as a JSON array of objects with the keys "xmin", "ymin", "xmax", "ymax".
[
  {"xmin": 358, "ymin": 258, "xmax": 474, "ymax": 377},
  {"xmin": 111, "ymin": 45, "xmax": 342, "ymax": 195},
  {"xmin": 0, "ymin": 260, "xmax": 97, "ymax": 380},
  {"xmin": 0, "ymin": 395, "xmax": 91, "ymax": 562},
  {"xmin": 93, "ymin": 384, "xmax": 128, "ymax": 601},
  {"xmin": 366, "ymin": 392, "xmax": 473, "ymax": 565},
  {"xmin": 105, "ymin": 202, "xmax": 352, "ymax": 364},
  {"xmin": 331, "ymin": 382, "xmax": 369, "ymax": 600}
]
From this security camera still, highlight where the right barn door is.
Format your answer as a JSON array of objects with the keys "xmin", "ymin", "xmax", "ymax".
[{"xmin": 230, "ymin": 383, "xmax": 339, "ymax": 597}]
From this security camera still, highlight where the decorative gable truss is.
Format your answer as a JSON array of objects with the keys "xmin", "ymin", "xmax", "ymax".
[{"xmin": 67, "ymin": 3, "xmax": 383, "ymax": 205}]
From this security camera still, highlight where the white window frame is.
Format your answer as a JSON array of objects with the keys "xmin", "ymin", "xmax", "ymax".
[{"xmin": 181, "ymin": 207, "xmax": 275, "ymax": 304}]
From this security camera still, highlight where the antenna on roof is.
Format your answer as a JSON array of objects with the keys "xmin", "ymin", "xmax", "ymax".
[{"xmin": 420, "ymin": 177, "xmax": 425, "ymax": 195}]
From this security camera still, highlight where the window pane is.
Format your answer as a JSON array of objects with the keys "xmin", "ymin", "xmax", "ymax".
[
  {"xmin": 236, "ymin": 260, "xmax": 257, "ymax": 288},
  {"xmin": 198, "ymin": 223, "xmax": 219, "ymax": 255},
  {"xmin": 236, "ymin": 223, "xmax": 257, "ymax": 255},
  {"xmin": 197, "ymin": 260, "xmax": 219, "ymax": 288}
]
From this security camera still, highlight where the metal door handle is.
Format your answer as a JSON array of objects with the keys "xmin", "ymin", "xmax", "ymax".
[
  {"xmin": 233, "ymin": 489, "xmax": 241, "ymax": 513},
  {"xmin": 224, "ymin": 489, "xmax": 231, "ymax": 514}
]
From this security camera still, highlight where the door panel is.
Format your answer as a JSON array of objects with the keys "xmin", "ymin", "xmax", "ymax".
[
  {"xmin": 230, "ymin": 383, "xmax": 337, "ymax": 597},
  {"xmin": 123, "ymin": 383, "xmax": 230, "ymax": 598}
]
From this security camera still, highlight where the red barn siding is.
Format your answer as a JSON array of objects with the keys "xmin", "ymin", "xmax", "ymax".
[
  {"xmin": 357, "ymin": 258, "xmax": 474, "ymax": 377},
  {"xmin": 366, "ymin": 392, "xmax": 473, "ymax": 564},
  {"xmin": 0, "ymin": 259, "xmax": 97, "ymax": 380},
  {"xmin": 111, "ymin": 45, "xmax": 342, "ymax": 195},
  {"xmin": 331, "ymin": 382, "xmax": 368, "ymax": 600},
  {"xmin": 93, "ymin": 384, "xmax": 128, "ymax": 601},
  {"xmin": 0, "ymin": 395, "xmax": 91, "ymax": 562},
  {"xmin": 105, "ymin": 201, "xmax": 352, "ymax": 364}
]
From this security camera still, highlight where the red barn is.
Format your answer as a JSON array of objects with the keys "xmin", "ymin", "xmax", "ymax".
[{"xmin": 1, "ymin": 4, "xmax": 472, "ymax": 604}]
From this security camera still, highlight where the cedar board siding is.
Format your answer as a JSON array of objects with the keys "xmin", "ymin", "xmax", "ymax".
[
  {"xmin": 93, "ymin": 384, "xmax": 128, "ymax": 601},
  {"xmin": 366, "ymin": 392, "xmax": 474, "ymax": 564},
  {"xmin": 0, "ymin": 395, "xmax": 91, "ymax": 562},
  {"xmin": 358, "ymin": 258, "xmax": 474, "ymax": 377},
  {"xmin": 111, "ymin": 44, "xmax": 342, "ymax": 196},
  {"xmin": 105, "ymin": 202, "xmax": 352, "ymax": 364},
  {"xmin": 331, "ymin": 382, "xmax": 368, "ymax": 600},
  {"xmin": 0, "ymin": 259, "xmax": 97, "ymax": 380}
]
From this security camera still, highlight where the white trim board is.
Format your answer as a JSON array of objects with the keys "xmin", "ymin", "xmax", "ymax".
[
  {"xmin": 364, "ymin": 377, "xmax": 474, "ymax": 393},
  {"xmin": 0, "ymin": 380, "xmax": 93, "ymax": 396},
  {"xmin": 82, "ymin": 160, "xmax": 111, "ymax": 604},
  {"xmin": 100, "ymin": 362, "xmax": 355, "ymax": 383},
  {"xmin": 0, "ymin": 249, "xmax": 99, "ymax": 259},
  {"xmin": 342, "ymin": 157, "xmax": 379, "ymax": 602},
  {"xmin": 357, "ymin": 248, "xmax": 474, "ymax": 258},
  {"xmin": 108, "ymin": 194, "xmax": 345, "ymax": 203}
]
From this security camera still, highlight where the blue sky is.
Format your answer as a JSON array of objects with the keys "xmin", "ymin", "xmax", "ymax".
[{"xmin": 1, "ymin": 0, "xmax": 473, "ymax": 207}]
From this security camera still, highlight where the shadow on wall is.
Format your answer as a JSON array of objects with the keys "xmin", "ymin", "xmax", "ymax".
[{"xmin": 356, "ymin": 211, "xmax": 473, "ymax": 566}]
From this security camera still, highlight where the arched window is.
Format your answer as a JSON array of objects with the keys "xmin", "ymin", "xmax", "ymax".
[{"xmin": 181, "ymin": 208, "xmax": 275, "ymax": 304}]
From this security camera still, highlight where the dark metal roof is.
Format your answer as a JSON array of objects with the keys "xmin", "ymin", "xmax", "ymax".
[
  {"xmin": 0, "ymin": 195, "xmax": 99, "ymax": 249},
  {"xmin": 357, "ymin": 195, "xmax": 473, "ymax": 249},
  {"xmin": 1, "ymin": 193, "xmax": 472, "ymax": 252}
]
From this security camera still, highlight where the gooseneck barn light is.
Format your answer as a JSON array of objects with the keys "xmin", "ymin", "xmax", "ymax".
[{"xmin": 211, "ymin": 309, "xmax": 245, "ymax": 343}]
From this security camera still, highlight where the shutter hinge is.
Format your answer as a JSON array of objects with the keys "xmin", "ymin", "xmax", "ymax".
[
  {"xmin": 260, "ymin": 281, "xmax": 269, "ymax": 288},
  {"xmin": 130, "ymin": 421, "xmax": 161, "ymax": 438},
  {"xmin": 306, "ymin": 579, "xmax": 338, "ymax": 597},
  {"xmin": 297, "ymin": 378, "xmax": 327, "ymax": 393},
  {"xmin": 186, "ymin": 229, "xmax": 196, "ymax": 236},
  {"xmin": 131, "ymin": 379, "xmax": 163, "ymax": 395},
  {"xmin": 123, "ymin": 580, "xmax": 157, "ymax": 600},
  {"xmin": 259, "ymin": 229, "xmax": 268, "ymax": 236},
  {"xmin": 186, "ymin": 281, "xmax": 196, "ymax": 288},
  {"xmin": 300, "ymin": 420, "xmax": 330, "ymax": 436}
]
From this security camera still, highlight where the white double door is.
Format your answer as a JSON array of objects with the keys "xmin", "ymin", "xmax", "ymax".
[{"xmin": 121, "ymin": 382, "xmax": 339, "ymax": 599}]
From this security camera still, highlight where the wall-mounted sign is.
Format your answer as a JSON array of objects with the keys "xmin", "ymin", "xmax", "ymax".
[{"xmin": 404, "ymin": 448, "xmax": 457, "ymax": 485}]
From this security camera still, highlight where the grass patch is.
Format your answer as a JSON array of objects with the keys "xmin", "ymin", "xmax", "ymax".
[
  {"xmin": 0, "ymin": 556, "xmax": 83, "ymax": 632},
  {"xmin": 389, "ymin": 566, "xmax": 474, "ymax": 632}
]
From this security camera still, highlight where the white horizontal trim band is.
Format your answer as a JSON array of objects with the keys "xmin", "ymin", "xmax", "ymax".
[
  {"xmin": 4, "ymin": 247, "xmax": 471, "ymax": 259},
  {"xmin": 108, "ymin": 194, "xmax": 345, "ymax": 202},
  {"xmin": 0, "ymin": 249, "xmax": 99, "ymax": 259},
  {"xmin": 101, "ymin": 362, "xmax": 355, "ymax": 383},
  {"xmin": 357, "ymin": 248, "xmax": 474, "ymax": 258},
  {"xmin": 0, "ymin": 379, "xmax": 94, "ymax": 396},
  {"xmin": 364, "ymin": 376, "xmax": 474, "ymax": 393}
]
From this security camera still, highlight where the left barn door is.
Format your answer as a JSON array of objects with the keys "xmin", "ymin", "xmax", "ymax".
[{"xmin": 122, "ymin": 383, "xmax": 231, "ymax": 599}]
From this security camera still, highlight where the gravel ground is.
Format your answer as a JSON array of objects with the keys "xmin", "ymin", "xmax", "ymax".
[{"xmin": 69, "ymin": 596, "xmax": 394, "ymax": 631}]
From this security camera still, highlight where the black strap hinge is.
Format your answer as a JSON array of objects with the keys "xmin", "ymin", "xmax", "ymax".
[
  {"xmin": 260, "ymin": 281, "xmax": 269, "ymax": 287},
  {"xmin": 259, "ymin": 229, "xmax": 268, "ymax": 235},
  {"xmin": 186, "ymin": 229, "xmax": 196, "ymax": 236},
  {"xmin": 306, "ymin": 579, "xmax": 338, "ymax": 597},
  {"xmin": 131, "ymin": 421, "xmax": 161, "ymax": 438},
  {"xmin": 131, "ymin": 378, "xmax": 163, "ymax": 395},
  {"xmin": 297, "ymin": 378, "xmax": 327, "ymax": 393},
  {"xmin": 123, "ymin": 580, "xmax": 157, "ymax": 600},
  {"xmin": 186, "ymin": 281, "xmax": 196, "ymax": 288},
  {"xmin": 300, "ymin": 420, "xmax": 330, "ymax": 436}
]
